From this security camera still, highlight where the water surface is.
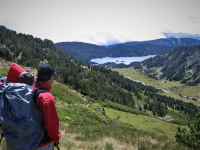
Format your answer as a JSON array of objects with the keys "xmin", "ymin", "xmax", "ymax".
[{"xmin": 90, "ymin": 55, "xmax": 156, "ymax": 65}]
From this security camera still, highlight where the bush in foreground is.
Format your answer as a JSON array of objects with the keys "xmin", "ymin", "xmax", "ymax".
[{"xmin": 175, "ymin": 112, "xmax": 200, "ymax": 149}]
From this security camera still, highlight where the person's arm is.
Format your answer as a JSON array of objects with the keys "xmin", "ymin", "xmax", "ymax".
[{"xmin": 38, "ymin": 93, "xmax": 61, "ymax": 143}]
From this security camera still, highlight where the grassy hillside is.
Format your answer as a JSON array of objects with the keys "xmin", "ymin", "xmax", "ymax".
[
  {"xmin": 0, "ymin": 63, "xmax": 189, "ymax": 150},
  {"xmin": 46, "ymin": 83, "xmax": 189, "ymax": 150},
  {"xmin": 113, "ymin": 68, "xmax": 200, "ymax": 107},
  {"xmin": 105, "ymin": 108, "xmax": 184, "ymax": 140}
]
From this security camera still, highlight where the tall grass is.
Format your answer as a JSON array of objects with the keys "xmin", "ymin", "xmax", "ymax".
[
  {"xmin": 105, "ymin": 108, "xmax": 188, "ymax": 140},
  {"xmin": 57, "ymin": 123, "xmax": 188, "ymax": 150}
]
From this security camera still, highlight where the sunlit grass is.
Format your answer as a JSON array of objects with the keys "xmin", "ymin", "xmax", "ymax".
[
  {"xmin": 105, "ymin": 108, "xmax": 187, "ymax": 140},
  {"xmin": 57, "ymin": 120, "xmax": 188, "ymax": 150}
]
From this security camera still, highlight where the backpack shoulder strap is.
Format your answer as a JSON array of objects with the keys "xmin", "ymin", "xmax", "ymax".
[{"xmin": 33, "ymin": 88, "xmax": 50, "ymax": 103}]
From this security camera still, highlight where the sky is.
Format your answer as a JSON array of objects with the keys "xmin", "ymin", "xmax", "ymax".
[{"xmin": 0, "ymin": 0, "xmax": 200, "ymax": 45}]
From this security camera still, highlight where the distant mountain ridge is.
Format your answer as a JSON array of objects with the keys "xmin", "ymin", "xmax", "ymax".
[
  {"xmin": 105, "ymin": 38, "xmax": 200, "ymax": 49},
  {"xmin": 162, "ymin": 32, "xmax": 200, "ymax": 40},
  {"xmin": 56, "ymin": 38, "xmax": 200, "ymax": 64},
  {"xmin": 107, "ymin": 43, "xmax": 166, "ymax": 57}
]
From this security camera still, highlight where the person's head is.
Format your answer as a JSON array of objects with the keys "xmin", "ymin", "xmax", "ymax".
[
  {"xmin": 37, "ymin": 64, "xmax": 57, "ymax": 85},
  {"xmin": 19, "ymin": 72, "xmax": 34, "ymax": 86}
]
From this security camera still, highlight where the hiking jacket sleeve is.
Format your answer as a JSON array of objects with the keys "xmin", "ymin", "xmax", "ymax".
[{"xmin": 36, "ymin": 92, "xmax": 61, "ymax": 143}]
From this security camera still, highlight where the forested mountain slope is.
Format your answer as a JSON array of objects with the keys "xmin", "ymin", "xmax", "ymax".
[
  {"xmin": 0, "ymin": 26, "xmax": 135, "ymax": 107},
  {"xmin": 55, "ymin": 42, "xmax": 107, "ymax": 63},
  {"xmin": 0, "ymin": 25, "xmax": 152, "ymax": 109},
  {"xmin": 142, "ymin": 45, "xmax": 200, "ymax": 85},
  {"xmin": 0, "ymin": 25, "xmax": 199, "ymax": 120},
  {"xmin": 107, "ymin": 43, "xmax": 166, "ymax": 57}
]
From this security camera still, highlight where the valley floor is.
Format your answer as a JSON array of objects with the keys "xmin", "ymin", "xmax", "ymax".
[{"xmin": 113, "ymin": 68, "xmax": 200, "ymax": 107}]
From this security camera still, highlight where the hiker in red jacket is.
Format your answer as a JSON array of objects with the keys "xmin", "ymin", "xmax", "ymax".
[
  {"xmin": 0, "ymin": 63, "xmax": 34, "ymax": 87},
  {"xmin": 32, "ymin": 64, "xmax": 61, "ymax": 150}
]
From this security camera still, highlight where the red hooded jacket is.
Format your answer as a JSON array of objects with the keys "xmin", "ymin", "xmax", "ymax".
[
  {"xmin": 5, "ymin": 63, "xmax": 26, "ymax": 83},
  {"xmin": 32, "ymin": 81, "xmax": 61, "ymax": 148},
  {"xmin": 0, "ymin": 63, "xmax": 26, "ymax": 88}
]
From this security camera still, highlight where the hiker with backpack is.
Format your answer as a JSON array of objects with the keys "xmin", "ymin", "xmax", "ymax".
[
  {"xmin": 0, "ymin": 63, "xmax": 60, "ymax": 150},
  {"xmin": 0, "ymin": 64, "xmax": 41, "ymax": 150},
  {"xmin": 32, "ymin": 64, "xmax": 61, "ymax": 150},
  {"xmin": 0, "ymin": 63, "xmax": 34, "ymax": 87}
]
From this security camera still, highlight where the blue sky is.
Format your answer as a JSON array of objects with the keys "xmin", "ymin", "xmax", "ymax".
[{"xmin": 0, "ymin": 0, "xmax": 199, "ymax": 45}]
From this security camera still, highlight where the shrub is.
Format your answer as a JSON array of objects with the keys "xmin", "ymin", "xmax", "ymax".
[{"xmin": 175, "ymin": 112, "xmax": 200, "ymax": 148}]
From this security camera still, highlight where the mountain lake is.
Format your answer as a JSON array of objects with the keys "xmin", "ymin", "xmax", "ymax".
[{"xmin": 90, "ymin": 55, "xmax": 156, "ymax": 65}]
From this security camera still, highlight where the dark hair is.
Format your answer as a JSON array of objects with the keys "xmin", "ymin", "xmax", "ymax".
[{"xmin": 19, "ymin": 72, "xmax": 34, "ymax": 86}]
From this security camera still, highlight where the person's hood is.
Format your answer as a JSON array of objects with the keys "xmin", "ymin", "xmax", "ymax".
[{"xmin": 5, "ymin": 63, "xmax": 26, "ymax": 83}]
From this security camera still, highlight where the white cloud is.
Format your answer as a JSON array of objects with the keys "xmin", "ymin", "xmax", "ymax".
[{"xmin": 74, "ymin": 32, "xmax": 130, "ymax": 45}]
